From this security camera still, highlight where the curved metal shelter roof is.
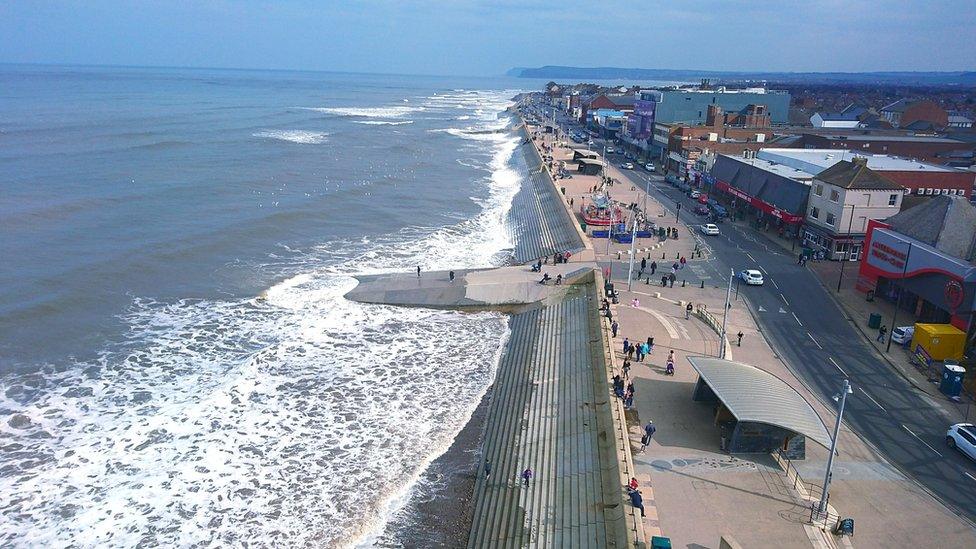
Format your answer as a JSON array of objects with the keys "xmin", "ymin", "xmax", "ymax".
[{"xmin": 688, "ymin": 356, "xmax": 832, "ymax": 449}]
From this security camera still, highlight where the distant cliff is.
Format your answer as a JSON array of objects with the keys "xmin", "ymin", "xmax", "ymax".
[{"xmin": 508, "ymin": 66, "xmax": 976, "ymax": 87}]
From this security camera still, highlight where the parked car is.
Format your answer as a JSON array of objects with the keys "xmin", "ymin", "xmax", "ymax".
[
  {"xmin": 947, "ymin": 423, "xmax": 976, "ymax": 462},
  {"xmin": 693, "ymin": 205, "xmax": 710, "ymax": 216},
  {"xmin": 700, "ymin": 224, "xmax": 720, "ymax": 235},
  {"xmin": 620, "ymin": 162, "xmax": 634, "ymax": 169},
  {"xmin": 688, "ymin": 190, "xmax": 701, "ymax": 199},
  {"xmin": 588, "ymin": 140, "xmax": 594, "ymax": 146},
  {"xmin": 738, "ymin": 269, "xmax": 764, "ymax": 285},
  {"xmin": 606, "ymin": 147, "xmax": 615, "ymax": 154},
  {"xmin": 891, "ymin": 325, "xmax": 915, "ymax": 345},
  {"xmin": 644, "ymin": 163, "xmax": 655, "ymax": 172}
]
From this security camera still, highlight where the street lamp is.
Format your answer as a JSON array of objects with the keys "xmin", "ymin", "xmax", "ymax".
[
  {"xmin": 886, "ymin": 241, "xmax": 914, "ymax": 352},
  {"xmin": 675, "ymin": 202, "xmax": 681, "ymax": 223},
  {"xmin": 818, "ymin": 379, "xmax": 853, "ymax": 516},
  {"xmin": 719, "ymin": 268, "xmax": 733, "ymax": 359},
  {"xmin": 836, "ymin": 204, "xmax": 857, "ymax": 292}
]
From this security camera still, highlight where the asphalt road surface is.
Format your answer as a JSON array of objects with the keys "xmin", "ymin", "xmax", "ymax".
[{"xmin": 592, "ymin": 140, "xmax": 976, "ymax": 524}]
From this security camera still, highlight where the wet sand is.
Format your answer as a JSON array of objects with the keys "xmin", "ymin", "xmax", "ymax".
[{"xmin": 373, "ymin": 391, "xmax": 490, "ymax": 547}]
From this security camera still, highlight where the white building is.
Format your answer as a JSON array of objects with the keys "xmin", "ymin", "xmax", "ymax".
[{"xmin": 803, "ymin": 159, "xmax": 904, "ymax": 261}]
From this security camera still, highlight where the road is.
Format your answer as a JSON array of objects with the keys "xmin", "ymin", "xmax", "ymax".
[{"xmin": 577, "ymin": 132, "xmax": 976, "ymax": 524}]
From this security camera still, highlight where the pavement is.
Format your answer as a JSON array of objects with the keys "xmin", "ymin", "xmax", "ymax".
[{"xmin": 528, "ymin": 116, "xmax": 976, "ymax": 548}]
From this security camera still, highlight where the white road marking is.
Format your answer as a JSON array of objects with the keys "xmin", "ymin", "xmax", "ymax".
[
  {"xmin": 758, "ymin": 306, "xmax": 767, "ymax": 312},
  {"xmin": 779, "ymin": 293, "xmax": 790, "ymax": 306},
  {"xmin": 769, "ymin": 278, "xmax": 780, "ymax": 289},
  {"xmin": 778, "ymin": 307, "xmax": 787, "ymax": 314},
  {"xmin": 807, "ymin": 332, "xmax": 823, "ymax": 349},
  {"xmin": 758, "ymin": 265, "xmax": 769, "ymax": 275},
  {"xmin": 746, "ymin": 253, "xmax": 757, "ymax": 262},
  {"xmin": 860, "ymin": 388, "xmax": 886, "ymax": 411},
  {"xmin": 792, "ymin": 312, "xmax": 803, "ymax": 327},
  {"xmin": 828, "ymin": 357, "xmax": 848, "ymax": 376},
  {"xmin": 965, "ymin": 471, "xmax": 976, "ymax": 483},
  {"xmin": 646, "ymin": 308, "xmax": 681, "ymax": 339},
  {"xmin": 901, "ymin": 424, "xmax": 944, "ymax": 457}
]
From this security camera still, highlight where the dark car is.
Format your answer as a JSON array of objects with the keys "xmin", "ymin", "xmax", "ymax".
[{"xmin": 694, "ymin": 205, "xmax": 710, "ymax": 216}]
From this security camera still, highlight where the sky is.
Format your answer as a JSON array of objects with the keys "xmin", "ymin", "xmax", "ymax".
[{"xmin": 1, "ymin": 0, "xmax": 974, "ymax": 76}]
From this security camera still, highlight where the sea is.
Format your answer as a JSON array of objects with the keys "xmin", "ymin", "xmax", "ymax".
[{"xmin": 0, "ymin": 65, "xmax": 541, "ymax": 547}]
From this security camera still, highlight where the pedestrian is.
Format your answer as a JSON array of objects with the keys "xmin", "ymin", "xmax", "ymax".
[
  {"xmin": 640, "ymin": 342, "xmax": 649, "ymax": 361},
  {"xmin": 647, "ymin": 336, "xmax": 654, "ymax": 349},
  {"xmin": 417, "ymin": 265, "xmax": 421, "ymax": 278},
  {"xmin": 641, "ymin": 257, "xmax": 647, "ymax": 271},
  {"xmin": 661, "ymin": 275, "xmax": 667, "ymax": 287},
  {"xmin": 622, "ymin": 338, "xmax": 629, "ymax": 354},
  {"xmin": 650, "ymin": 261, "xmax": 657, "ymax": 275},
  {"xmin": 644, "ymin": 420, "xmax": 656, "ymax": 440},
  {"xmin": 629, "ymin": 489, "xmax": 646, "ymax": 517},
  {"xmin": 632, "ymin": 298, "xmax": 640, "ymax": 308},
  {"xmin": 624, "ymin": 392, "xmax": 634, "ymax": 409},
  {"xmin": 797, "ymin": 252, "xmax": 804, "ymax": 265},
  {"xmin": 611, "ymin": 320, "xmax": 619, "ymax": 338},
  {"xmin": 602, "ymin": 298, "xmax": 610, "ymax": 311},
  {"xmin": 877, "ymin": 325, "xmax": 887, "ymax": 342},
  {"xmin": 484, "ymin": 459, "xmax": 491, "ymax": 479},
  {"xmin": 640, "ymin": 433, "xmax": 650, "ymax": 452},
  {"xmin": 669, "ymin": 273, "xmax": 675, "ymax": 288},
  {"xmin": 680, "ymin": 256, "xmax": 686, "ymax": 269},
  {"xmin": 449, "ymin": 270, "xmax": 455, "ymax": 282},
  {"xmin": 521, "ymin": 468, "xmax": 533, "ymax": 487},
  {"xmin": 629, "ymin": 477, "xmax": 639, "ymax": 491},
  {"xmin": 627, "ymin": 344, "xmax": 635, "ymax": 359},
  {"xmin": 622, "ymin": 359, "xmax": 631, "ymax": 379},
  {"xmin": 667, "ymin": 350, "xmax": 674, "ymax": 364},
  {"xmin": 737, "ymin": 331, "xmax": 743, "ymax": 346},
  {"xmin": 686, "ymin": 302, "xmax": 693, "ymax": 319}
]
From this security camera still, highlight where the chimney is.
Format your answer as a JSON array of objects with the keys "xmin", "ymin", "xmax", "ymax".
[{"xmin": 706, "ymin": 104, "xmax": 723, "ymax": 127}]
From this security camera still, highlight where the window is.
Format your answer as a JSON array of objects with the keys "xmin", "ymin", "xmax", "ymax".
[
  {"xmin": 829, "ymin": 189, "xmax": 840, "ymax": 202},
  {"xmin": 925, "ymin": 188, "xmax": 934, "ymax": 195},
  {"xmin": 826, "ymin": 212, "xmax": 836, "ymax": 225},
  {"xmin": 810, "ymin": 207, "xmax": 820, "ymax": 219},
  {"xmin": 814, "ymin": 184, "xmax": 823, "ymax": 196},
  {"xmin": 888, "ymin": 194, "xmax": 898, "ymax": 206},
  {"xmin": 916, "ymin": 188, "xmax": 925, "ymax": 195}
]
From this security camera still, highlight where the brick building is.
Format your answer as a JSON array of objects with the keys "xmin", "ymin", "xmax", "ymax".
[
  {"xmin": 790, "ymin": 133, "xmax": 971, "ymax": 164},
  {"xmin": 880, "ymin": 99, "xmax": 949, "ymax": 129}
]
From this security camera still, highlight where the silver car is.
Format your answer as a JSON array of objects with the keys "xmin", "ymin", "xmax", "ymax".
[{"xmin": 947, "ymin": 423, "xmax": 976, "ymax": 462}]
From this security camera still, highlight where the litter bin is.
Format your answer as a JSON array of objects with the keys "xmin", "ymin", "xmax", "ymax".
[
  {"xmin": 651, "ymin": 536, "xmax": 672, "ymax": 549},
  {"xmin": 868, "ymin": 313, "xmax": 882, "ymax": 329},
  {"xmin": 940, "ymin": 363, "xmax": 966, "ymax": 398}
]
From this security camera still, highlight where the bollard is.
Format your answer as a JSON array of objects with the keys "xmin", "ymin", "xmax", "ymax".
[
  {"xmin": 701, "ymin": 280, "xmax": 705, "ymax": 289},
  {"xmin": 676, "ymin": 252, "xmax": 680, "ymax": 259},
  {"xmin": 662, "ymin": 252, "xmax": 666, "ymax": 259},
  {"xmin": 682, "ymin": 279, "xmax": 686, "ymax": 287}
]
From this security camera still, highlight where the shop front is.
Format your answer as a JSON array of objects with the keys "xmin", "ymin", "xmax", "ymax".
[{"xmin": 858, "ymin": 219, "xmax": 976, "ymax": 347}]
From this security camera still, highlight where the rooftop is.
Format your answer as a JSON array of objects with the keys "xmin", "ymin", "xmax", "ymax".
[
  {"xmin": 815, "ymin": 160, "xmax": 903, "ymax": 190},
  {"xmin": 816, "ymin": 134, "xmax": 963, "ymax": 144},
  {"xmin": 757, "ymin": 148, "xmax": 958, "ymax": 173},
  {"xmin": 885, "ymin": 196, "xmax": 976, "ymax": 262},
  {"xmin": 723, "ymin": 155, "xmax": 818, "ymax": 181}
]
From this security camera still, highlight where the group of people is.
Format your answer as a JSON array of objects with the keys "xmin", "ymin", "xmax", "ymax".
[
  {"xmin": 538, "ymin": 272, "xmax": 562, "ymax": 285},
  {"xmin": 622, "ymin": 337, "xmax": 653, "ymax": 362},
  {"xmin": 612, "ymin": 373, "xmax": 636, "ymax": 409}
]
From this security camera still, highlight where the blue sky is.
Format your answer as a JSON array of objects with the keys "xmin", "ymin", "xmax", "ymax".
[{"xmin": 1, "ymin": 0, "xmax": 973, "ymax": 76}]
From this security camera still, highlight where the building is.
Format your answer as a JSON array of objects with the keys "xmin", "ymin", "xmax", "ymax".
[
  {"xmin": 791, "ymin": 133, "xmax": 971, "ymax": 164},
  {"xmin": 880, "ymin": 99, "xmax": 949, "ymax": 129},
  {"xmin": 948, "ymin": 113, "xmax": 974, "ymax": 129},
  {"xmin": 707, "ymin": 154, "xmax": 811, "ymax": 238},
  {"xmin": 810, "ymin": 104, "xmax": 868, "ymax": 129},
  {"xmin": 664, "ymin": 105, "xmax": 774, "ymax": 177},
  {"xmin": 588, "ymin": 108, "xmax": 628, "ymax": 137},
  {"xmin": 802, "ymin": 160, "xmax": 904, "ymax": 261},
  {"xmin": 857, "ymin": 196, "xmax": 976, "ymax": 350},
  {"xmin": 756, "ymin": 148, "xmax": 975, "ymax": 200}
]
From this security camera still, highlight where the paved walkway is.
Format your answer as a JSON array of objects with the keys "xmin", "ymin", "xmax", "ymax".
[{"xmin": 535, "ymin": 123, "xmax": 976, "ymax": 548}]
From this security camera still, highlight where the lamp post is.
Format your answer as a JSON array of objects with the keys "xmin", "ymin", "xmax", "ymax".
[
  {"xmin": 720, "ymin": 268, "xmax": 733, "ymax": 359},
  {"xmin": 836, "ymin": 204, "xmax": 857, "ymax": 292},
  {"xmin": 818, "ymin": 378, "xmax": 852, "ymax": 516},
  {"xmin": 627, "ymin": 208, "xmax": 639, "ymax": 290},
  {"xmin": 886, "ymin": 241, "xmax": 914, "ymax": 352},
  {"xmin": 675, "ymin": 202, "xmax": 681, "ymax": 223}
]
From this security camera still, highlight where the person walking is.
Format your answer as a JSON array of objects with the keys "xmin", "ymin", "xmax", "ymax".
[
  {"xmin": 622, "ymin": 359, "xmax": 631, "ymax": 379},
  {"xmin": 797, "ymin": 252, "xmax": 804, "ymax": 265},
  {"xmin": 650, "ymin": 261, "xmax": 657, "ymax": 275},
  {"xmin": 641, "ymin": 257, "xmax": 647, "ymax": 272},
  {"xmin": 484, "ymin": 459, "xmax": 491, "ymax": 479},
  {"xmin": 877, "ymin": 324, "xmax": 887, "ymax": 342},
  {"xmin": 521, "ymin": 468, "xmax": 533, "ymax": 487},
  {"xmin": 449, "ymin": 270, "xmax": 455, "ymax": 282},
  {"xmin": 417, "ymin": 266, "xmax": 421, "ymax": 278},
  {"xmin": 640, "ymin": 342, "xmax": 649, "ymax": 361},
  {"xmin": 737, "ymin": 331, "xmax": 744, "ymax": 346},
  {"xmin": 686, "ymin": 302, "xmax": 693, "ymax": 319},
  {"xmin": 680, "ymin": 256, "xmax": 686, "ymax": 269},
  {"xmin": 669, "ymin": 273, "xmax": 676, "ymax": 287},
  {"xmin": 644, "ymin": 420, "xmax": 656, "ymax": 441},
  {"xmin": 622, "ymin": 338, "xmax": 629, "ymax": 354},
  {"xmin": 611, "ymin": 320, "xmax": 619, "ymax": 338}
]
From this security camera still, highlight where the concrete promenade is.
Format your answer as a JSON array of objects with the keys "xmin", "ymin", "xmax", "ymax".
[{"xmin": 534, "ymin": 120, "xmax": 976, "ymax": 548}]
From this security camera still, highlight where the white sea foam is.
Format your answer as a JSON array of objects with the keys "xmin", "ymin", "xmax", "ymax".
[
  {"xmin": 352, "ymin": 120, "xmax": 414, "ymax": 126},
  {"xmin": 305, "ymin": 106, "xmax": 423, "ymax": 118},
  {"xmin": 254, "ymin": 130, "xmax": 329, "ymax": 144},
  {"xmin": 0, "ymin": 90, "xmax": 524, "ymax": 548}
]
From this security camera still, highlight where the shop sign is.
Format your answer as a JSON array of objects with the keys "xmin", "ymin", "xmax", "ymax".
[
  {"xmin": 945, "ymin": 279, "xmax": 965, "ymax": 310},
  {"xmin": 869, "ymin": 240, "xmax": 908, "ymax": 271}
]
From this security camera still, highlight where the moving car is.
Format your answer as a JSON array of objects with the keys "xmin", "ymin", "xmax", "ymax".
[
  {"xmin": 700, "ymin": 223, "xmax": 720, "ymax": 235},
  {"xmin": 693, "ymin": 205, "xmax": 710, "ymax": 216},
  {"xmin": 620, "ymin": 162, "xmax": 634, "ymax": 169},
  {"xmin": 891, "ymin": 325, "xmax": 915, "ymax": 345},
  {"xmin": 738, "ymin": 269, "xmax": 764, "ymax": 285},
  {"xmin": 688, "ymin": 190, "xmax": 701, "ymax": 199},
  {"xmin": 946, "ymin": 423, "xmax": 976, "ymax": 461},
  {"xmin": 644, "ymin": 163, "xmax": 655, "ymax": 172},
  {"xmin": 606, "ymin": 147, "xmax": 615, "ymax": 154}
]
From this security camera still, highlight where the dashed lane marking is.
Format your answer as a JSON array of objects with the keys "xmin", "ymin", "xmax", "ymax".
[
  {"xmin": 779, "ymin": 293, "xmax": 790, "ymax": 306},
  {"xmin": 901, "ymin": 424, "xmax": 945, "ymax": 457},
  {"xmin": 792, "ymin": 312, "xmax": 803, "ymax": 327},
  {"xmin": 965, "ymin": 471, "xmax": 976, "ymax": 483},
  {"xmin": 807, "ymin": 332, "xmax": 823, "ymax": 349},
  {"xmin": 758, "ymin": 265, "xmax": 769, "ymax": 276},
  {"xmin": 860, "ymin": 388, "xmax": 886, "ymax": 411},
  {"xmin": 746, "ymin": 253, "xmax": 757, "ymax": 262},
  {"xmin": 828, "ymin": 357, "xmax": 848, "ymax": 376},
  {"xmin": 769, "ymin": 278, "xmax": 779, "ymax": 289}
]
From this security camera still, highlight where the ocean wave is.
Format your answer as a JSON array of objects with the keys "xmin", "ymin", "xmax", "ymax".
[
  {"xmin": 253, "ymin": 130, "xmax": 329, "ymax": 144},
  {"xmin": 352, "ymin": 120, "xmax": 414, "ymax": 126},
  {"xmin": 303, "ymin": 106, "xmax": 423, "ymax": 119}
]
